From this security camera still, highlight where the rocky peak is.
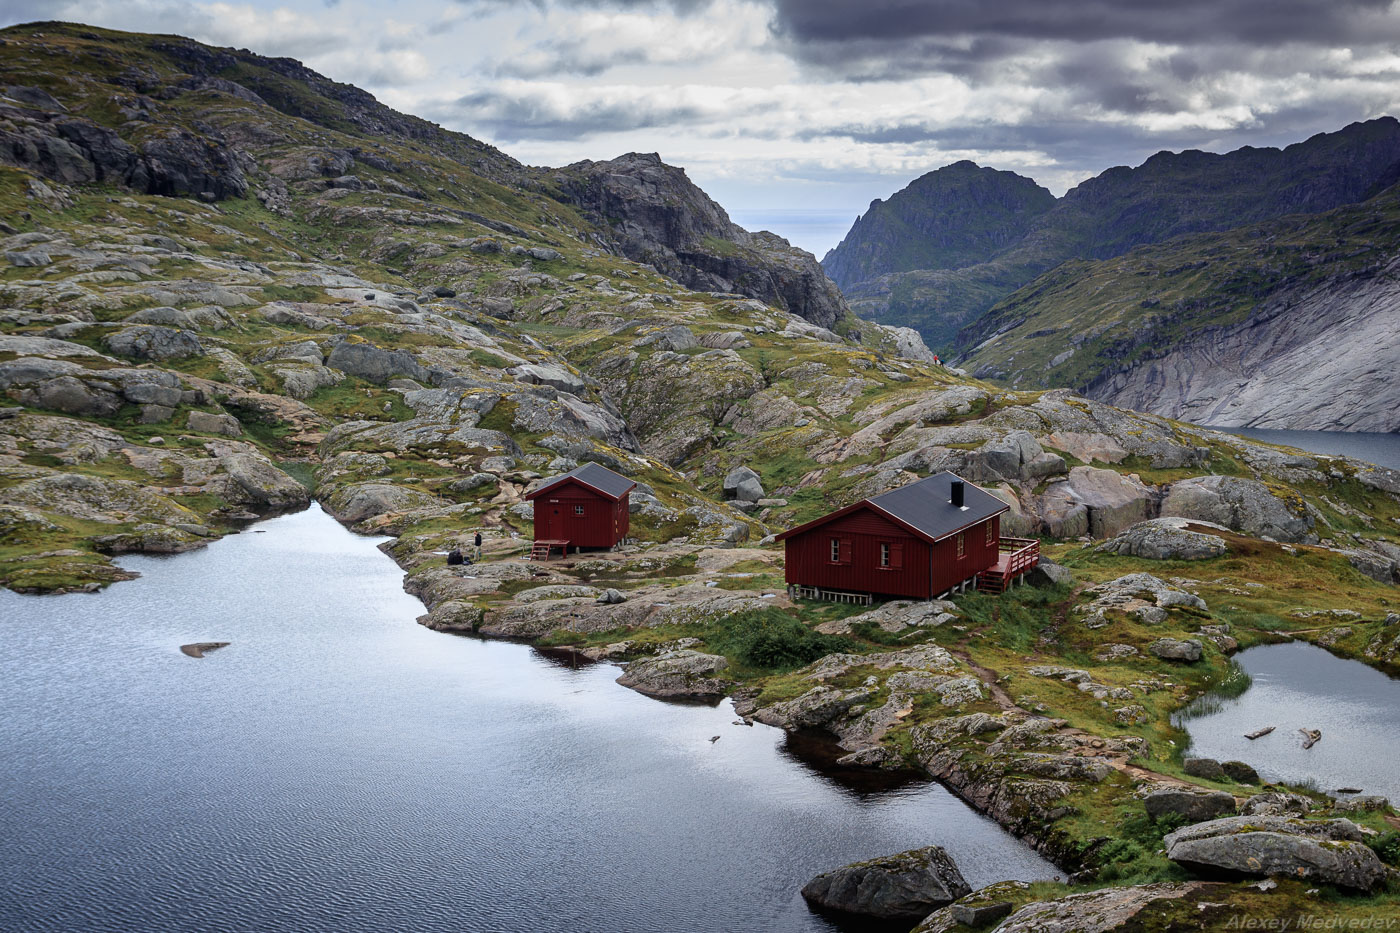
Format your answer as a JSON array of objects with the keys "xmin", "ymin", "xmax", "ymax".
[
  {"xmin": 821, "ymin": 160, "xmax": 1054, "ymax": 288},
  {"xmin": 549, "ymin": 152, "xmax": 849, "ymax": 329}
]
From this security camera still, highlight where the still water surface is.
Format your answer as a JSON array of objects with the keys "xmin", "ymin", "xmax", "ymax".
[
  {"xmin": 1177, "ymin": 642, "xmax": 1400, "ymax": 801},
  {"xmin": 0, "ymin": 505, "xmax": 1055, "ymax": 933},
  {"xmin": 1214, "ymin": 426, "xmax": 1400, "ymax": 471}
]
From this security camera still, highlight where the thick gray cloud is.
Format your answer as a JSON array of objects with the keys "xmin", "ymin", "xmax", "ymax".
[{"xmin": 770, "ymin": 0, "xmax": 1400, "ymax": 49}]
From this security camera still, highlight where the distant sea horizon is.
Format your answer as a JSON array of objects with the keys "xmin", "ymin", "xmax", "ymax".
[{"xmin": 728, "ymin": 209, "xmax": 855, "ymax": 259}]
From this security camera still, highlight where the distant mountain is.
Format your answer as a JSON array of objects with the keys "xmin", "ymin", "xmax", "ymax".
[
  {"xmin": 956, "ymin": 183, "xmax": 1400, "ymax": 432},
  {"xmin": 832, "ymin": 118, "xmax": 1400, "ymax": 349},
  {"xmin": 821, "ymin": 161, "xmax": 1054, "ymax": 286}
]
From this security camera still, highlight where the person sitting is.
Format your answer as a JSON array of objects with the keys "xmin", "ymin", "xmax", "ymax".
[{"xmin": 446, "ymin": 547, "xmax": 464, "ymax": 566}]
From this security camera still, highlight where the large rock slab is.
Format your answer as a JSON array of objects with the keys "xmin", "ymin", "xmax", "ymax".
[
  {"xmin": 1143, "ymin": 787, "xmax": 1236, "ymax": 822},
  {"xmin": 615, "ymin": 650, "xmax": 730, "ymax": 699},
  {"xmin": 104, "ymin": 325, "xmax": 203, "ymax": 361},
  {"xmin": 1037, "ymin": 466, "xmax": 1154, "ymax": 538},
  {"xmin": 920, "ymin": 883, "xmax": 1205, "ymax": 933},
  {"xmin": 1162, "ymin": 475, "xmax": 1315, "ymax": 543},
  {"xmin": 801, "ymin": 846, "xmax": 971, "ymax": 921},
  {"xmin": 1164, "ymin": 815, "xmax": 1388, "ymax": 891},
  {"xmin": 324, "ymin": 482, "xmax": 443, "ymax": 524},
  {"xmin": 1096, "ymin": 517, "xmax": 1228, "ymax": 560}
]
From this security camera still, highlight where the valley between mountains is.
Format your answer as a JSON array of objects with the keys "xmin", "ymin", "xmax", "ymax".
[{"xmin": 3, "ymin": 21, "xmax": 1400, "ymax": 932}]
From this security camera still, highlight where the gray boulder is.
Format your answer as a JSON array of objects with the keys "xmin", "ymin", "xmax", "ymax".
[
  {"xmin": 514, "ymin": 362, "xmax": 586, "ymax": 395},
  {"xmin": 596, "ymin": 588, "xmax": 627, "ymax": 605},
  {"xmin": 1025, "ymin": 557, "xmax": 1073, "ymax": 588},
  {"xmin": 1164, "ymin": 815, "xmax": 1388, "ymax": 891},
  {"xmin": 1096, "ymin": 517, "xmax": 1228, "ymax": 560},
  {"xmin": 1183, "ymin": 757, "xmax": 1226, "ymax": 780},
  {"xmin": 1162, "ymin": 475, "xmax": 1314, "ymax": 543},
  {"xmin": 325, "ymin": 482, "xmax": 443, "ymax": 524},
  {"xmin": 723, "ymin": 465, "xmax": 764, "ymax": 502},
  {"xmin": 937, "ymin": 883, "xmax": 1205, "ymax": 933},
  {"xmin": 1038, "ymin": 466, "xmax": 1154, "ymax": 539},
  {"xmin": 327, "ymin": 341, "xmax": 430, "ymax": 384},
  {"xmin": 1221, "ymin": 760, "xmax": 1260, "ymax": 784},
  {"xmin": 104, "ymin": 325, "xmax": 203, "ymax": 361},
  {"xmin": 216, "ymin": 453, "xmax": 308, "ymax": 512},
  {"xmin": 1143, "ymin": 787, "xmax": 1236, "ymax": 822},
  {"xmin": 615, "ymin": 650, "xmax": 730, "ymax": 699},
  {"xmin": 186, "ymin": 411, "xmax": 241, "ymax": 437},
  {"xmin": 1240, "ymin": 793, "xmax": 1312, "ymax": 817},
  {"xmin": 1150, "ymin": 637, "xmax": 1204, "ymax": 662},
  {"xmin": 800, "ymin": 846, "xmax": 971, "ymax": 921},
  {"xmin": 636, "ymin": 325, "xmax": 697, "ymax": 351}
]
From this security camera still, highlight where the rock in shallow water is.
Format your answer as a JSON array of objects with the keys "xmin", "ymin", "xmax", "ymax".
[{"xmin": 800, "ymin": 845, "xmax": 971, "ymax": 921}]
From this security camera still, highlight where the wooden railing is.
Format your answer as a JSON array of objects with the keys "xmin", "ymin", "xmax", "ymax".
[{"xmin": 999, "ymin": 537, "xmax": 1040, "ymax": 576}]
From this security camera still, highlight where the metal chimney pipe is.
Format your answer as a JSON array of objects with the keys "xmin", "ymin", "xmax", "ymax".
[{"xmin": 951, "ymin": 479, "xmax": 965, "ymax": 508}]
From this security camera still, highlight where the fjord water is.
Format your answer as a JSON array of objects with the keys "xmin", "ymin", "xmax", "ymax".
[
  {"xmin": 0, "ymin": 506, "xmax": 1055, "ymax": 933},
  {"xmin": 1177, "ymin": 642, "xmax": 1400, "ymax": 801},
  {"xmin": 1217, "ymin": 427, "xmax": 1400, "ymax": 471}
]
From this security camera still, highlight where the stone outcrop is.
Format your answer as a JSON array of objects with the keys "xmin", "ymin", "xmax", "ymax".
[
  {"xmin": 615, "ymin": 650, "xmax": 730, "ymax": 699},
  {"xmin": 1037, "ymin": 466, "xmax": 1154, "ymax": 538},
  {"xmin": 800, "ymin": 846, "xmax": 970, "ymax": 921},
  {"xmin": 1143, "ymin": 787, "xmax": 1236, "ymax": 822},
  {"xmin": 550, "ymin": 152, "xmax": 849, "ymax": 328},
  {"xmin": 1164, "ymin": 816, "xmax": 1389, "ymax": 891},
  {"xmin": 916, "ymin": 882, "xmax": 1207, "ymax": 933},
  {"xmin": 1096, "ymin": 517, "xmax": 1228, "ymax": 560},
  {"xmin": 1161, "ymin": 475, "xmax": 1315, "ymax": 542}
]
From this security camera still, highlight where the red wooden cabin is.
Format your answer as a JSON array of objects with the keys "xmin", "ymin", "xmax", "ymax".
[
  {"xmin": 778, "ymin": 472, "xmax": 1033, "ymax": 601},
  {"xmin": 525, "ymin": 462, "xmax": 635, "ymax": 559}
]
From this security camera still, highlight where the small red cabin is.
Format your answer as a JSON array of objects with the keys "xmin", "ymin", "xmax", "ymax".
[
  {"xmin": 778, "ymin": 472, "xmax": 1018, "ymax": 601},
  {"xmin": 525, "ymin": 462, "xmax": 635, "ymax": 557}
]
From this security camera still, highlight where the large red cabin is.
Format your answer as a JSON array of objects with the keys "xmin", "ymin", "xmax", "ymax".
[
  {"xmin": 525, "ymin": 462, "xmax": 635, "ymax": 558},
  {"xmin": 778, "ymin": 472, "xmax": 1034, "ymax": 601}
]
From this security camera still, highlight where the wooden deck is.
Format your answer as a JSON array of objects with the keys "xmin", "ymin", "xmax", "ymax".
[
  {"xmin": 976, "ymin": 538, "xmax": 1040, "ymax": 593},
  {"xmin": 530, "ymin": 539, "xmax": 569, "ymax": 561}
]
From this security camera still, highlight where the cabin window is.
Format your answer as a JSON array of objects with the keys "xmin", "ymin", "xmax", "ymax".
[
  {"xmin": 956, "ymin": 533, "xmax": 965, "ymax": 558},
  {"xmin": 985, "ymin": 522, "xmax": 995, "ymax": 545},
  {"xmin": 574, "ymin": 505, "xmax": 585, "ymax": 516},
  {"xmin": 830, "ymin": 538, "xmax": 840, "ymax": 563},
  {"xmin": 880, "ymin": 543, "xmax": 890, "ymax": 567}
]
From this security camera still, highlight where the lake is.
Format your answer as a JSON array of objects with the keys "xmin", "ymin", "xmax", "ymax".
[
  {"xmin": 1214, "ymin": 426, "xmax": 1400, "ymax": 471},
  {"xmin": 0, "ymin": 505, "xmax": 1055, "ymax": 933},
  {"xmin": 1177, "ymin": 642, "xmax": 1400, "ymax": 801}
]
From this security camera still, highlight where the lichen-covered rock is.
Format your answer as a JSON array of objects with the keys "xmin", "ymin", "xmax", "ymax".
[
  {"xmin": 324, "ymin": 482, "xmax": 443, "ymax": 524},
  {"xmin": 104, "ymin": 325, "xmax": 203, "ymax": 361},
  {"xmin": 1240, "ymin": 792, "xmax": 1312, "ymax": 817},
  {"xmin": 1150, "ymin": 637, "xmax": 1203, "ymax": 662},
  {"xmin": 1143, "ymin": 787, "xmax": 1236, "ymax": 822},
  {"xmin": 949, "ymin": 883, "xmax": 1205, "ymax": 933},
  {"xmin": 1162, "ymin": 475, "xmax": 1315, "ymax": 543},
  {"xmin": 1096, "ymin": 517, "xmax": 1228, "ymax": 560},
  {"xmin": 615, "ymin": 649, "xmax": 730, "ymax": 699},
  {"xmin": 187, "ymin": 410, "xmax": 241, "ymax": 436},
  {"xmin": 214, "ymin": 452, "xmax": 309, "ymax": 512},
  {"xmin": 1164, "ymin": 815, "xmax": 1387, "ymax": 891},
  {"xmin": 1038, "ymin": 466, "xmax": 1154, "ymax": 538},
  {"xmin": 0, "ymin": 473, "xmax": 197, "ymax": 525},
  {"xmin": 800, "ymin": 846, "xmax": 971, "ymax": 921},
  {"xmin": 722, "ymin": 465, "xmax": 764, "ymax": 502},
  {"xmin": 326, "ymin": 341, "xmax": 430, "ymax": 384}
]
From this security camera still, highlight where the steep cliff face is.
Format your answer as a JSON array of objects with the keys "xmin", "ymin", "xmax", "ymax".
[
  {"xmin": 1080, "ymin": 266, "xmax": 1400, "ymax": 432},
  {"xmin": 958, "ymin": 185, "xmax": 1400, "ymax": 431},
  {"xmin": 549, "ymin": 153, "xmax": 849, "ymax": 328},
  {"xmin": 821, "ymin": 160, "xmax": 1054, "ymax": 287},
  {"xmin": 839, "ymin": 118, "xmax": 1400, "ymax": 350}
]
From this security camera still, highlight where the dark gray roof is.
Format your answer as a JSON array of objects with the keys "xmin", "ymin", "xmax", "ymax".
[
  {"xmin": 530, "ymin": 462, "xmax": 636, "ymax": 501},
  {"xmin": 867, "ymin": 471, "xmax": 1007, "ymax": 542}
]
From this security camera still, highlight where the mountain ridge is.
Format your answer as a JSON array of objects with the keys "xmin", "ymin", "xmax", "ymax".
[{"xmin": 828, "ymin": 117, "xmax": 1400, "ymax": 349}]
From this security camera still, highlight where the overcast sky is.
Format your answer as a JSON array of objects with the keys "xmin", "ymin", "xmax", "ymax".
[{"xmin": 6, "ymin": 0, "xmax": 1400, "ymax": 254}]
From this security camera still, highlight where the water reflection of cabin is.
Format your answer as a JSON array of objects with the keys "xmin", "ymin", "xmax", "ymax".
[
  {"xmin": 525, "ymin": 462, "xmax": 635, "ymax": 560},
  {"xmin": 777, "ymin": 472, "xmax": 1039, "ymax": 604}
]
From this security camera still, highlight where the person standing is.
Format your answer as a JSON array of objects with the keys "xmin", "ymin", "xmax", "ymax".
[{"xmin": 473, "ymin": 531, "xmax": 483, "ymax": 561}]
